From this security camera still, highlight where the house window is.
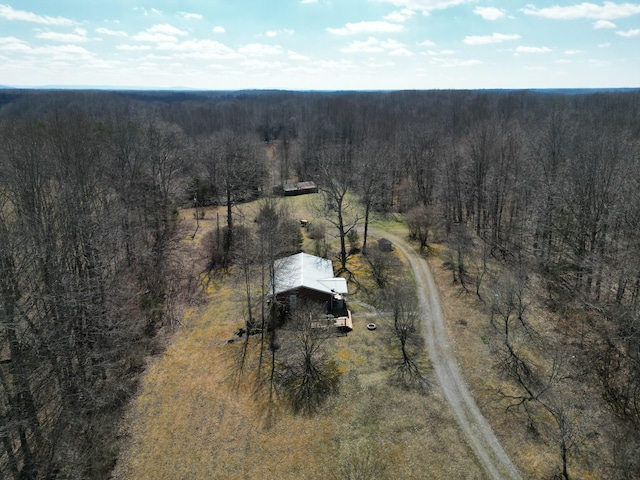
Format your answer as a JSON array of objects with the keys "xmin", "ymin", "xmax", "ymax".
[{"xmin": 289, "ymin": 294, "xmax": 297, "ymax": 309}]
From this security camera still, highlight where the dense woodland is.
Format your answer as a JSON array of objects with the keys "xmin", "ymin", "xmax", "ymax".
[{"xmin": 0, "ymin": 88, "xmax": 639, "ymax": 479}]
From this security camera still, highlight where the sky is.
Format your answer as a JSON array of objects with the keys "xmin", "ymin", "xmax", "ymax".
[{"xmin": 0, "ymin": 1, "xmax": 639, "ymax": 90}]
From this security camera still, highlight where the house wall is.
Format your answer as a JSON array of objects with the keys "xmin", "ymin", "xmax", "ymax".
[{"xmin": 276, "ymin": 288, "xmax": 331, "ymax": 306}]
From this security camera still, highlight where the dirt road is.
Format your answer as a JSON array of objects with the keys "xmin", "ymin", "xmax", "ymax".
[{"xmin": 371, "ymin": 230, "xmax": 522, "ymax": 480}]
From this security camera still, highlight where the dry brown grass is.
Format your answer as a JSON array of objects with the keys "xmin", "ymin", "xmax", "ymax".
[
  {"xmin": 124, "ymin": 196, "xmax": 617, "ymax": 479},
  {"xmin": 427, "ymin": 248, "xmax": 613, "ymax": 480},
  {"xmin": 115, "ymin": 200, "xmax": 487, "ymax": 480},
  {"xmin": 125, "ymin": 195, "xmax": 627, "ymax": 479},
  {"xmin": 117, "ymin": 278, "xmax": 485, "ymax": 479}
]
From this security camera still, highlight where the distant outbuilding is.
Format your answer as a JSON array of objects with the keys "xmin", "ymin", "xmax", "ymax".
[
  {"xmin": 378, "ymin": 238, "xmax": 393, "ymax": 252},
  {"xmin": 273, "ymin": 181, "xmax": 318, "ymax": 197}
]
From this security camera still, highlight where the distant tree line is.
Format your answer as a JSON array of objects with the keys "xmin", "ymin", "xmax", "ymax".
[{"xmin": 0, "ymin": 87, "xmax": 638, "ymax": 478}]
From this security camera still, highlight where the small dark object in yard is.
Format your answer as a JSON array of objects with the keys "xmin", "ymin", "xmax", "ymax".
[
  {"xmin": 378, "ymin": 238, "xmax": 393, "ymax": 252},
  {"xmin": 300, "ymin": 219, "xmax": 309, "ymax": 227},
  {"xmin": 367, "ymin": 323, "xmax": 377, "ymax": 331},
  {"xmin": 457, "ymin": 319, "xmax": 468, "ymax": 327}
]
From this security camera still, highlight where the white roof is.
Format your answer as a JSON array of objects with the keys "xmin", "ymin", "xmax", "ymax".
[{"xmin": 272, "ymin": 253, "xmax": 348, "ymax": 296}]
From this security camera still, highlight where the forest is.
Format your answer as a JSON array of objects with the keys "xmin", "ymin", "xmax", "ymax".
[{"xmin": 0, "ymin": 88, "xmax": 639, "ymax": 479}]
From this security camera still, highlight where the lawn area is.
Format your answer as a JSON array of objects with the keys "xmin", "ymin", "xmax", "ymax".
[
  {"xmin": 117, "ymin": 287, "xmax": 484, "ymax": 479},
  {"xmin": 114, "ymin": 195, "xmax": 485, "ymax": 479}
]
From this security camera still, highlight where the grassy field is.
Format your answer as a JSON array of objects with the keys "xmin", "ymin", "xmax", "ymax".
[
  {"xmin": 116, "ymin": 288, "xmax": 485, "ymax": 479},
  {"xmin": 117, "ymin": 193, "xmax": 610, "ymax": 479},
  {"xmin": 114, "ymin": 196, "xmax": 486, "ymax": 479}
]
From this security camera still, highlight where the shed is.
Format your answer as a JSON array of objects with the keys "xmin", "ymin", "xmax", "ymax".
[
  {"xmin": 273, "ymin": 181, "xmax": 318, "ymax": 197},
  {"xmin": 378, "ymin": 238, "xmax": 393, "ymax": 252}
]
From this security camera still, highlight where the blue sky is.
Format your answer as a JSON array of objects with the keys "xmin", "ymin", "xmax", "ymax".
[{"xmin": 1, "ymin": 1, "xmax": 638, "ymax": 89}]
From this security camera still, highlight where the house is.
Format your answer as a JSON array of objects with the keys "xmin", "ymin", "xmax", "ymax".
[
  {"xmin": 272, "ymin": 181, "xmax": 318, "ymax": 197},
  {"xmin": 272, "ymin": 252, "xmax": 352, "ymax": 332}
]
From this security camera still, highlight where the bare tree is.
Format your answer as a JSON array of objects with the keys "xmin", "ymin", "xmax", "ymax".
[
  {"xmin": 355, "ymin": 139, "xmax": 391, "ymax": 254},
  {"xmin": 0, "ymin": 108, "xmax": 191, "ymax": 479},
  {"xmin": 205, "ymin": 129, "xmax": 266, "ymax": 269},
  {"xmin": 382, "ymin": 284, "xmax": 431, "ymax": 394},
  {"xmin": 252, "ymin": 198, "xmax": 303, "ymax": 407},
  {"xmin": 278, "ymin": 305, "xmax": 341, "ymax": 415},
  {"xmin": 406, "ymin": 204, "xmax": 434, "ymax": 251},
  {"xmin": 366, "ymin": 249, "xmax": 398, "ymax": 291},
  {"xmin": 316, "ymin": 144, "xmax": 360, "ymax": 272}
]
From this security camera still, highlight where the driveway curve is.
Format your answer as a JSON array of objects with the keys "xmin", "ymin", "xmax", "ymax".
[{"xmin": 370, "ymin": 229, "xmax": 522, "ymax": 480}]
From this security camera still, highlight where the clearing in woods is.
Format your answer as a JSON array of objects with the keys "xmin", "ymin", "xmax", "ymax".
[{"xmin": 114, "ymin": 198, "xmax": 518, "ymax": 479}]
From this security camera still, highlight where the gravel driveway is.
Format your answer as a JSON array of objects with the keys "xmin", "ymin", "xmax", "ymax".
[{"xmin": 371, "ymin": 229, "xmax": 522, "ymax": 480}]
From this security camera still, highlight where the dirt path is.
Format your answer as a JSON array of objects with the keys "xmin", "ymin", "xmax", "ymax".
[{"xmin": 371, "ymin": 229, "xmax": 522, "ymax": 480}]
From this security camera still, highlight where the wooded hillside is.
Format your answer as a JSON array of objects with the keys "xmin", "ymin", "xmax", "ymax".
[{"xmin": 1, "ymin": 88, "xmax": 638, "ymax": 478}]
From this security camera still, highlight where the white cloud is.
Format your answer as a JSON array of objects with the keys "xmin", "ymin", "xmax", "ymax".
[
  {"xmin": 132, "ymin": 24, "xmax": 187, "ymax": 43},
  {"xmin": 116, "ymin": 44, "xmax": 151, "ymax": 51},
  {"xmin": 147, "ymin": 24, "xmax": 187, "ymax": 36},
  {"xmin": 41, "ymin": 45, "xmax": 93, "ymax": 60},
  {"xmin": 0, "ymin": 40, "xmax": 94, "ymax": 60},
  {"xmin": 140, "ymin": 7, "xmax": 163, "ymax": 16},
  {"xmin": 238, "ymin": 43, "xmax": 284, "ymax": 56},
  {"xmin": 522, "ymin": 2, "xmax": 640, "ymax": 20},
  {"xmin": 301, "ymin": 0, "xmax": 318, "ymax": 3},
  {"xmin": 426, "ymin": 49, "xmax": 456, "ymax": 55},
  {"xmin": 556, "ymin": 59, "xmax": 572, "ymax": 63},
  {"xmin": 381, "ymin": 38, "xmax": 414, "ymax": 55},
  {"xmin": 376, "ymin": 0, "xmax": 472, "ymax": 15},
  {"xmin": 96, "ymin": 27, "xmax": 127, "ymax": 37},
  {"xmin": 133, "ymin": 32, "xmax": 177, "ymax": 43},
  {"xmin": 213, "ymin": 26, "xmax": 225, "ymax": 33},
  {"xmin": 156, "ymin": 39, "xmax": 239, "ymax": 60},
  {"xmin": 36, "ymin": 30, "xmax": 88, "ymax": 43},
  {"xmin": 317, "ymin": 59, "xmax": 355, "ymax": 70},
  {"xmin": 474, "ymin": 6, "xmax": 506, "ymax": 20},
  {"xmin": 381, "ymin": 39, "xmax": 405, "ymax": 49},
  {"xmin": 179, "ymin": 12, "xmax": 202, "ymax": 20},
  {"xmin": 389, "ymin": 47, "xmax": 413, "ymax": 56},
  {"xmin": 0, "ymin": 36, "xmax": 25, "ymax": 45},
  {"xmin": 430, "ymin": 57, "xmax": 483, "ymax": 67},
  {"xmin": 598, "ymin": 42, "xmax": 611, "ymax": 47},
  {"xmin": 241, "ymin": 59, "xmax": 287, "ymax": 70},
  {"xmin": 384, "ymin": 9, "xmax": 415, "ymax": 22},
  {"xmin": 516, "ymin": 45, "xmax": 551, "ymax": 53},
  {"xmin": 593, "ymin": 19, "xmax": 616, "ymax": 28},
  {"xmin": 564, "ymin": 49, "xmax": 583, "ymax": 54},
  {"xmin": 0, "ymin": 36, "xmax": 31, "ymax": 53},
  {"xmin": 266, "ymin": 29, "xmax": 294, "ymax": 38},
  {"xmin": 417, "ymin": 40, "xmax": 436, "ymax": 46},
  {"xmin": 616, "ymin": 28, "xmax": 640, "ymax": 36},
  {"xmin": 367, "ymin": 61, "xmax": 396, "ymax": 67},
  {"xmin": 341, "ymin": 37, "xmax": 384, "ymax": 53},
  {"xmin": 524, "ymin": 65, "xmax": 546, "ymax": 71},
  {"xmin": 341, "ymin": 37, "xmax": 413, "ymax": 55},
  {"xmin": 0, "ymin": 4, "xmax": 74, "ymax": 25},
  {"xmin": 288, "ymin": 50, "xmax": 309, "ymax": 60},
  {"xmin": 327, "ymin": 21, "xmax": 404, "ymax": 35},
  {"xmin": 464, "ymin": 33, "xmax": 520, "ymax": 45}
]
